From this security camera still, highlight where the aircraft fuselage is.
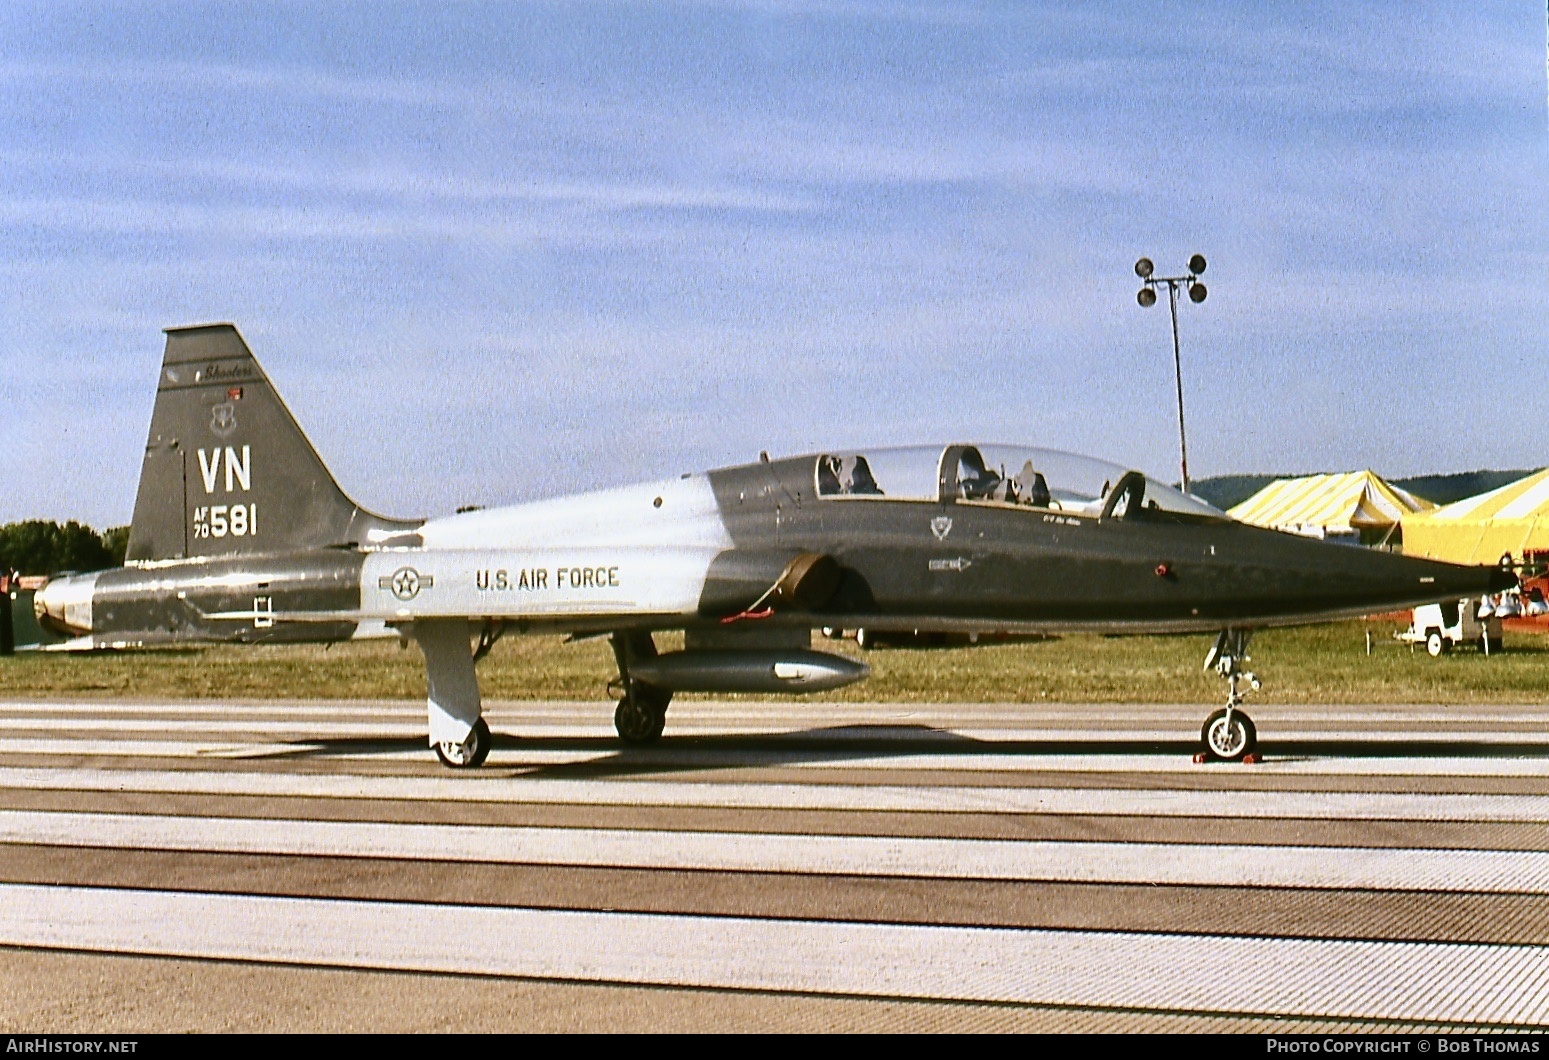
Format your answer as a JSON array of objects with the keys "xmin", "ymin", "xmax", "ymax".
[{"xmin": 40, "ymin": 452, "xmax": 1505, "ymax": 647}]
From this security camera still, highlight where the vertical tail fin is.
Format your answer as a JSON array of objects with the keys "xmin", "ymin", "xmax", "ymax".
[{"xmin": 126, "ymin": 323, "xmax": 419, "ymax": 563}]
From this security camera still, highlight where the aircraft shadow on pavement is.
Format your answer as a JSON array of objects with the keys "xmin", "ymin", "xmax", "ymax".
[
  {"xmin": 509, "ymin": 733, "xmax": 1549, "ymax": 781},
  {"xmin": 1265, "ymin": 739, "xmax": 1549, "ymax": 761},
  {"xmin": 502, "ymin": 731, "xmax": 1212, "ymax": 780},
  {"xmin": 270, "ymin": 726, "xmax": 1549, "ymax": 777},
  {"xmin": 267, "ymin": 725, "xmax": 1193, "ymax": 773}
]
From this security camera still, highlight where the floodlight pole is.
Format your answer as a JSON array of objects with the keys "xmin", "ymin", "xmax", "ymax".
[
  {"xmin": 1164, "ymin": 279, "xmax": 1188, "ymax": 494},
  {"xmin": 1134, "ymin": 255, "xmax": 1208, "ymax": 496}
]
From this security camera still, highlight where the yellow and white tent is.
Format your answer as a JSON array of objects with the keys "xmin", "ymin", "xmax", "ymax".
[
  {"xmin": 1401, "ymin": 468, "xmax": 1549, "ymax": 566},
  {"xmin": 1229, "ymin": 471, "xmax": 1433, "ymax": 542}
]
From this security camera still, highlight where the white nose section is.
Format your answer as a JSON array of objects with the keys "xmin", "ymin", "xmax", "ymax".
[{"xmin": 34, "ymin": 572, "xmax": 99, "ymax": 636}]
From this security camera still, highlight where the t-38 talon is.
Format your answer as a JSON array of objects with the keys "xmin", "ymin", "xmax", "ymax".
[{"xmin": 35, "ymin": 324, "xmax": 1514, "ymax": 766}]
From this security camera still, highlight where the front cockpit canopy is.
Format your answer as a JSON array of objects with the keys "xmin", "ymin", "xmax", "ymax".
[{"xmin": 813, "ymin": 444, "xmax": 1225, "ymax": 519}]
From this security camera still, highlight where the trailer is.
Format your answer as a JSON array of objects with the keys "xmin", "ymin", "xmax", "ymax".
[{"xmin": 1397, "ymin": 598, "xmax": 1503, "ymax": 657}]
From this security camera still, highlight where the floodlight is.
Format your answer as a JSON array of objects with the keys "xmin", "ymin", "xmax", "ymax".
[{"xmin": 1129, "ymin": 254, "xmax": 1209, "ymax": 496}]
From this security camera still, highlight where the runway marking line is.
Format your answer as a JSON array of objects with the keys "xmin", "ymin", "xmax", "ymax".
[
  {"xmin": 4, "ymin": 809, "xmax": 1547, "ymax": 893},
  {"xmin": 4, "ymin": 767, "xmax": 1548, "ymax": 821},
  {"xmin": 2, "ymin": 884, "xmax": 1546, "ymax": 1025}
]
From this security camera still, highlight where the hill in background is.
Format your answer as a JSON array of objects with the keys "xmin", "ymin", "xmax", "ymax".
[
  {"xmin": 1189, "ymin": 470, "xmax": 1541, "ymax": 512},
  {"xmin": 1389, "ymin": 470, "xmax": 1541, "ymax": 507},
  {"xmin": 1188, "ymin": 475, "xmax": 1314, "ymax": 511}
]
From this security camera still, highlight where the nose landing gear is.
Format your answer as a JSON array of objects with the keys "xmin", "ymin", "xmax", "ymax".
[{"xmin": 1201, "ymin": 628, "xmax": 1259, "ymax": 762}]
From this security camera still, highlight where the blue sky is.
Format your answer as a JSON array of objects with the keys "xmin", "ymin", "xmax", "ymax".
[{"xmin": 2, "ymin": 2, "xmax": 1545, "ymax": 527}]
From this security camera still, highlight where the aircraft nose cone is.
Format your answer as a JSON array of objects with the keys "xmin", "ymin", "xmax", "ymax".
[
  {"xmin": 1259, "ymin": 528, "xmax": 1523, "ymax": 618},
  {"xmin": 1417, "ymin": 557, "xmax": 1517, "ymax": 606}
]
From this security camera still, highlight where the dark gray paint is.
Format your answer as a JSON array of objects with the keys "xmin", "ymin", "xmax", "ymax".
[
  {"xmin": 127, "ymin": 324, "xmax": 419, "ymax": 564},
  {"xmin": 697, "ymin": 453, "xmax": 1513, "ymax": 634},
  {"xmin": 87, "ymin": 551, "xmax": 365, "ymax": 646}
]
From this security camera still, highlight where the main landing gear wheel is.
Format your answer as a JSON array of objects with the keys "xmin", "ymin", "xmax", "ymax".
[
  {"xmin": 435, "ymin": 717, "xmax": 492, "ymax": 769},
  {"xmin": 615, "ymin": 690, "xmax": 669, "ymax": 744},
  {"xmin": 1202, "ymin": 708, "xmax": 1256, "ymax": 762}
]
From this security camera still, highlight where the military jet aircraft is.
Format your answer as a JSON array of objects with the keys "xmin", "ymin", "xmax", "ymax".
[{"xmin": 35, "ymin": 324, "xmax": 1513, "ymax": 767}]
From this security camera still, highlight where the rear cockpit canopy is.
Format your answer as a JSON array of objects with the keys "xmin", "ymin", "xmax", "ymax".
[{"xmin": 812, "ymin": 444, "xmax": 1225, "ymax": 519}]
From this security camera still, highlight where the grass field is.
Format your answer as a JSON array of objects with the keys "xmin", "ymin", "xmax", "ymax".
[{"xmin": 3, "ymin": 619, "xmax": 1549, "ymax": 704}]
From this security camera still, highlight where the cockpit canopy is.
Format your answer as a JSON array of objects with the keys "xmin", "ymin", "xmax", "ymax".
[{"xmin": 813, "ymin": 444, "xmax": 1225, "ymax": 519}]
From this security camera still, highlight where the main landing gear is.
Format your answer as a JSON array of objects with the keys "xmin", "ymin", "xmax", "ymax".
[
  {"xmin": 615, "ymin": 688, "xmax": 670, "ymax": 743},
  {"xmin": 1201, "ymin": 628, "xmax": 1259, "ymax": 762},
  {"xmin": 415, "ymin": 618, "xmax": 496, "ymax": 770},
  {"xmin": 611, "ymin": 632, "xmax": 673, "ymax": 745},
  {"xmin": 430, "ymin": 620, "xmax": 505, "ymax": 766},
  {"xmin": 435, "ymin": 717, "xmax": 492, "ymax": 768}
]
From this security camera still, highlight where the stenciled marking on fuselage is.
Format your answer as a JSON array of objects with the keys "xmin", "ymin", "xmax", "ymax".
[
  {"xmin": 475, "ymin": 566, "xmax": 620, "ymax": 592},
  {"xmin": 194, "ymin": 360, "xmax": 255, "ymax": 384},
  {"xmin": 196, "ymin": 446, "xmax": 251, "ymax": 494},
  {"xmin": 476, "ymin": 568, "xmax": 549, "ymax": 591},
  {"xmin": 928, "ymin": 557, "xmax": 972, "ymax": 572},
  {"xmin": 190, "ymin": 444, "xmax": 257, "ymax": 541},
  {"xmin": 191, "ymin": 503, "xmax": 256, "ymax": 540}
]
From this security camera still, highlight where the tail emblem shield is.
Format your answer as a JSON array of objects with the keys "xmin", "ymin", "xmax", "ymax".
[{"xmin": 209, "ymin": 402, "xmax": 238, "ymax": 438}]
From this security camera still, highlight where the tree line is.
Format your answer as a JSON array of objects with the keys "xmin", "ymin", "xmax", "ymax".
[{"xmin": 0, "ymin": 521, "xmax": 128, "ymax": 577}]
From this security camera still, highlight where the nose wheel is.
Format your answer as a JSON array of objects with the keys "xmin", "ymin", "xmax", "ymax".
[
  {"xmin": 1202, "ymin": 707, "xmax": 1256, "ymax": 761},
  {"xmin": 1201, "ymin": 629, "xmax": 1259, "ymax": 762},
  {"xmin": 434, "ymin": 717, "xmax": 492, "ymax": 768}
]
